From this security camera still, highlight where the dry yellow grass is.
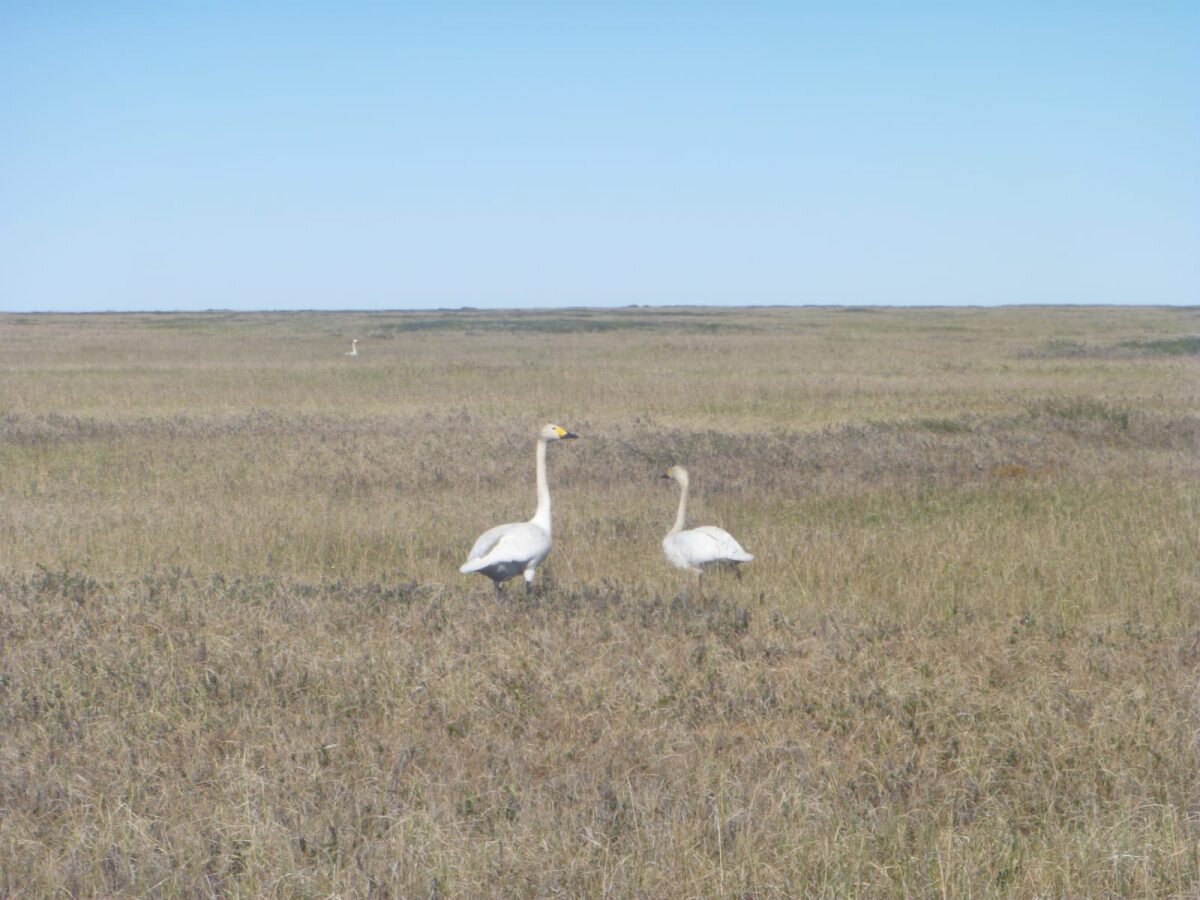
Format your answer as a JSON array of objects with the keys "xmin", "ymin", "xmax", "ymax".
[{"xmin": 1, "ymin": 306, "xmax": 1198, "ymax": 896}]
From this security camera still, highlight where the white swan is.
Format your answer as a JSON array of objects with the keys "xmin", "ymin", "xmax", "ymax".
[
  {"xmin": 460, "ymin": 424, "xmax": 579, "ymax": 593},
  {"xmin": 345, "ymin": 339, "xmax": 358, "ymax": 356},
  {"xmin": 662, "ymin": 465, "xmax": 753, "ymax": 595}
]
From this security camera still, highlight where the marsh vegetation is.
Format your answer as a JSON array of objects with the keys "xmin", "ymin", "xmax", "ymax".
[{"xmin": 1, "ymin": 306, "xmax": 1197, "ymax": 896}]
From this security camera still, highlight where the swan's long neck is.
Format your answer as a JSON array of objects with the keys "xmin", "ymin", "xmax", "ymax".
[
  {"xmin": 530, "ymin": 437, "xmax": 552, "ymax": 534},
  {"xmin": 669, "ymin": 477, "xmax": 689, "ymax": 535}
]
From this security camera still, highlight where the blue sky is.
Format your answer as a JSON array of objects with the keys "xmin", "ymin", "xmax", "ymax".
[{"xmin": 2, "ymin": 2, "xmax": 1197, "ymax": 311}]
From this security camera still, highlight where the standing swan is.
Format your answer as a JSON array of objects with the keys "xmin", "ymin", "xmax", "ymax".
[
  {"xmin": 345, "ymin": 339, "xmax": 358, "ymax": 357},
  {"xmin": 460, "ymin": 424, "xmax": 579, "ymax": 593},
  {"xmin": 662, "ymin": 465, "xmax": 753, "ymax": 596}
]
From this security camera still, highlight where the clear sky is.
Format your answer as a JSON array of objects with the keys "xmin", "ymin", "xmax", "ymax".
[{"xmin": 2, "ymin": 2, "xmax": 1197, "ymax": 311}]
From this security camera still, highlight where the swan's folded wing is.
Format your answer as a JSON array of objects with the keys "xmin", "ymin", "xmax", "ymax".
[
  {"xmin": 462, "ymin": 522, "xmax": 552, "ymax": 573},
  {"xmin": 465, "ymin": 523, "xmax": 519, "ymax": 564},
  {"xmin": 691, "ymin": 526, "xmax": 754, "ymax": 563}
]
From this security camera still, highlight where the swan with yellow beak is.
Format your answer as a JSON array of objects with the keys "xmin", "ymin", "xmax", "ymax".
[{"xmin": 461, "ymin": 424, "xmax": 579, "ymax": 593}]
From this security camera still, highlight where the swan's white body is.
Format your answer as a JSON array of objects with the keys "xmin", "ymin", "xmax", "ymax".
[
  {"xmin": 460, "ymin": 424, "xmax": 578, "ymax": 591},
  {"xmin": 662, "ymin": 466, "xmax": 752, "ymax": 590},
  {"xmin": 345, "ymin": 340, "xmax": 358, "ymax": 356}
]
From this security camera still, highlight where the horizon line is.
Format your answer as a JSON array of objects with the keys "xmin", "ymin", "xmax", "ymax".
[{"xmin": 3, "ymin": 302, "xmax": 1196, "ymax": 316}]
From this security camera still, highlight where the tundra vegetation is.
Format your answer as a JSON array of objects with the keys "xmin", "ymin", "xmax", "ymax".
[{"xmin": 1, "ymin": 305, "xmax": 1198, "ymax": 897}]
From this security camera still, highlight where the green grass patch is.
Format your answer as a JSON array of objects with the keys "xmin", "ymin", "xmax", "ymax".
[
  {"xmin": 365, "ymin": 311, "xmax": 750, "ymax": 336},
  {"xmin": 1118, "ymin": 336, "xmax": 1200, "ymax": 356}
]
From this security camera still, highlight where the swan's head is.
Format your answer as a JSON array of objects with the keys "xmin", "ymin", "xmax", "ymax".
[
  {"xmin": 662, "ymin": 465, "xmax": 689, "ymax": 486},
  {"xmin": 540, "ymin": 423, "xmax": 579, "ymax": 443}
]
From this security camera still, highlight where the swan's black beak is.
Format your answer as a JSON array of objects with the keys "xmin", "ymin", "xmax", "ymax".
[{"xmin": 562, "ymin": 432, "xmax": 579, "ymax": 440}]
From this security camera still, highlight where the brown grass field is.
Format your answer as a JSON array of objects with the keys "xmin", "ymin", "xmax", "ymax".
[{"xmin": 1, "ymin": 305, "xmax": 1198, "ymax": 897}]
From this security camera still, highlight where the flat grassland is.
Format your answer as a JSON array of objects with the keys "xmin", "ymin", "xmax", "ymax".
[{"xmin": 1, "ymin": 306, "xmax": 1197, "ymax": 897}]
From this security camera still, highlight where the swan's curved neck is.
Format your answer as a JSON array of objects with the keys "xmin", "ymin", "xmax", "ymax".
[
  {"xmin": 670, "ymin": 478, "xmax": 689, "ymax": 534},
  {"xmin": 530, "ymin": 437, "xmax": 552, "ymax": 534}
]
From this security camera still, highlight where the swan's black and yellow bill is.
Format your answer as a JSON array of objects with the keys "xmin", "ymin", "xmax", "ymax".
[{"xmin": 556, "ymin": 427, "xmax": 579, "ymax": 440}]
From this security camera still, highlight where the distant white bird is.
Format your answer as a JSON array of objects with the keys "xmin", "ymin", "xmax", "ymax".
[
  {"xmin": 345, "ymin": 339, "xmax": 358, "ymax": 357},
  {"xmin": 460, "ymin": 424, "xmax": 579, "ymax": 593},
  {"xmin": 662, "ymin": 465, "xmax": 753, "ymax": 596}
]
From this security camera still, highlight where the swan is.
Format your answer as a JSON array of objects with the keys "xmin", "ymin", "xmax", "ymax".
[
  {"xmin": 345, "ymin": 339, "xmax": 358, "ymax": 356},
  {"xmin": 460, "ymin": 424, "xmax": 579, "ymax": 593},
  {"xmin": 662, "ymin": 465, "xmax": 753, "ymax": 596}
]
